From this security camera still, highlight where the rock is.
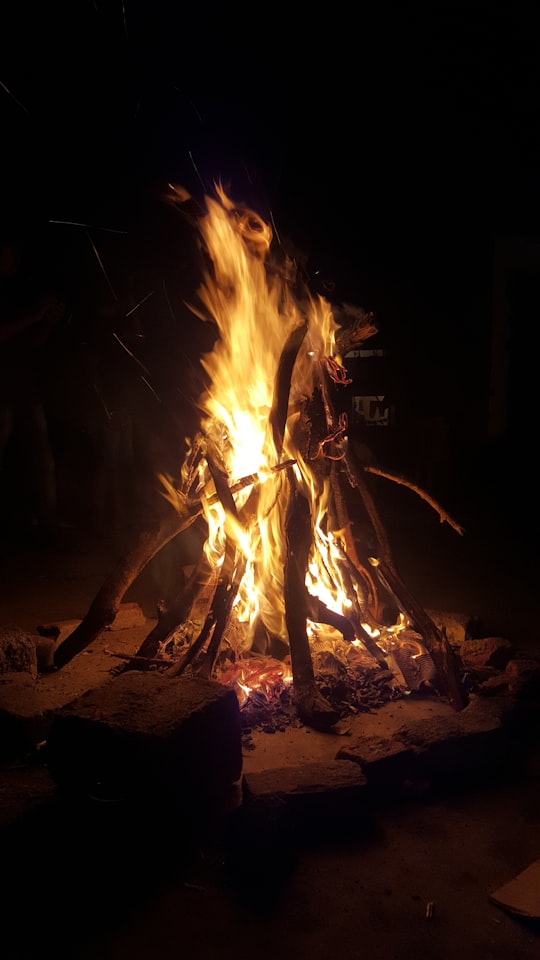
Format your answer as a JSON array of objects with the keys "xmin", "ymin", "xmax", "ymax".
[
  {"xmin": 0, "ymin": 626, "xmax": 39, "ymax": 678},
  {"xmin": 479, "ymin": 673, "xmax": 511, "ymax": 695},
  {"xmin": 392, "ymin": 697, "xmax": 517, "ymax": 784},
  {"xmin": 426, "ymin": 610, "xmax": 483, "ymax": 647},
  {"xmin": 242, "ymin": 759, "xmax": 367, "ymax": 833},
  {"xmin": 45, "ymin": 672, "xmax": 243, "ymax": 806},
  {"xmin": 0, "ymin": 673, "xmax": 52, "ymax": 759},
  {"xmin": 504, "ymin": 659, "xmax": 540, "ymax": 699},
  {"xmin": 337, "ymin": 735, "xmax": 421, "ymax": 790},
  {"xmin": 474, "ymin": 668, "xmax": 540, "ymax": 743},
  {"xmin": 460, "ymin": 636, "xmax": 513, "ymax": 671}
]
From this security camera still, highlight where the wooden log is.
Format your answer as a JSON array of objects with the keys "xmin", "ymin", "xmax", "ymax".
[
  {"xmin": 268, "ymin": 320, "xmax": 308, "ymax": 457},
  {"xmin": 195, "ymin": 554, "xmax": 246, "ymax": 680},
  {"xmin": 329, "ymin": 460, "xmax": 381, "ymax": 621},
  {"xmin": 167, "ymin": 608, "xmax": 216, "ymax": 678},
  {"xmin": 134, "ymin": 556, "xmax": 214, "ymax": 664},
  {"xmin": 168, "ymin": 450, "xmax": 247, "ymax": 680},
  {"xmin": 53, "ymin": 508, "xmax": 194, "ymax": 669},
  {"xmin": 52, "ymin": 450, "xmax": 289, "ymax": 671},
  {"xmin": 284, "ymin": 470, "xmax": 340, "ymax": 729},
  {"xmin": 334, "ymin": 306, "xmax": 378, "ymax": 354},
  {"xmin": 342, "ymin": 448, "xmax": 469, "ymax": 711},
  {"xmin": 194, "ymin": 451, "xmax": 245, "ymax": 679},
  {"xmin": 371, "ymin": 558, "xmax": 468, "ymax": 711}
]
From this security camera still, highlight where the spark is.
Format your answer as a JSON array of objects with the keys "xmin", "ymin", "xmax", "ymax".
[
  {"xmin": 125, "ymin": 290, "xmax": 155, "ymax": 317},
  {"xmin": 0, "ymin": 80, "xmax": 30, "ymax": 115},
  {"xmin": 112, "ymin": 331, "xmax": 151, "ymax": 376},
  {"xmin": 49, "ymin": 220, "xmax": 127, "ymax": 235},
  {"xmin": 189, "ymin": 100, "xmax": 203, "ymax": 123},
  {"xmin": 188, "ymin": 151, "xmax": 206, "ymax": 191},
  {"xmin": 86, "ymin": 232, "xmax": 118, "ymax": 300},
  {"xmin": 162, "ymin": 279, "xmax": 176, "ymax": 322},
  {"xmin": 140, "ymin": 375, "xmax": 161, "ymax": 402},
  {"xmin": 269, "ymin": 209, "xmax": 282, "ymax": 247}
]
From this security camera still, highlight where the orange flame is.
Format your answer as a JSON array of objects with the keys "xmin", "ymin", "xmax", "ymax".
[{"xmin": 165, "ymin": 185, "xmax": 411, "ymax": 690}]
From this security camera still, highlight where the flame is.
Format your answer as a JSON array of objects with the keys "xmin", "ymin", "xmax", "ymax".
[{"xmin": 166, "ymin": 184, "xmax": 406, "ymax": 693}]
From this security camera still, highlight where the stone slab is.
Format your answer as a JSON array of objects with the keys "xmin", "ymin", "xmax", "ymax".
[
  {"xmin": 243, "ymin": 759, "xmax": 368, "ymax": 829},
  {"xmin": 0, "ymin": 673, "xmax": 54, "ymax": 760},
  {"xmin": 337, "ymin": 735, "xmax": 421, "ymax": 788},
  {"xmin": 45, "ymin": 672, "xmax": 243, "ymax": 804}
]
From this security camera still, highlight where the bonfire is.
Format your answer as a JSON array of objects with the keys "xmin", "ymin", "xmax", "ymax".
[{"xmin": 52, "ymin": 184, "xmax": 467, "ymax": 729}]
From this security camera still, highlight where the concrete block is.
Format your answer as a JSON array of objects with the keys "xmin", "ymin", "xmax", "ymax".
[{"xmin": 45, "ymin": 672, "xmax": 243, "ymax": 805}]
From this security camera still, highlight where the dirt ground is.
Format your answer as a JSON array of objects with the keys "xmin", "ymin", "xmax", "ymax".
[{"xmin": 1, "ymin": 480, "xmax": 540, "ymax": 960}]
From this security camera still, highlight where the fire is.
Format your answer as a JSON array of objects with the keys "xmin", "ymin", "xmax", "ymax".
[
  {"xmin": 186, "ymin": 186, "xmax": 350, "ymax": 645},
  {"xmin": 46, "ymin": 182, "xmax": 461, "ymax": 715},
  {"xmin": 161, "ymin": 183, "xmax": 426, "ymax": 708}
]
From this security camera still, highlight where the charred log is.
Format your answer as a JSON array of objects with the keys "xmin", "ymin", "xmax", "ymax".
[
  {"xmin": 269, "ymin": 320, "xmax": 308, "ymax": 457},
  {"xmin": 284, "ymin": 470, "xmax": 340, "ymax": 729},
  {"xmin": 194, "ymin": 452, "xmax": 245, "ymax": 679},
  {"xmin": 342, "ymin": 448, "xmax": 469, "ymax": 711},
  {"xmin": 371, "ymin": 558, "xmax": 468, "ymax": 711},
  {"xmin": 53, "ymin": 508, "xmax": 196, "ymax": 669},
  {"xmin": 134, "ymin": 556, "xmax": 213, "ymax": 665},
  {"xmin": 167, "ymin": 451, "xmax": 247, "ymax": 680},
  {"xmin": 306, "ymin": 596, "xmax": 355, "ymax": 642}
]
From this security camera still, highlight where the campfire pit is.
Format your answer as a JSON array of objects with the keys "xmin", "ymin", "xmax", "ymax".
[{"xmin": 51, "ymin": 184, "xmax": 468, "ymax": 728}]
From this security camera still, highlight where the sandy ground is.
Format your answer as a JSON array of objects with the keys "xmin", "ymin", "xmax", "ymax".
[{"xmin": 1, "ymin": 481, "xmax": 540, "ymax": 960}]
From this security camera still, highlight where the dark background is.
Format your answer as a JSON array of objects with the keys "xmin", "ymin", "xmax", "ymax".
[
  {"xmin": 3, "ymin": 3, "xmax": 539, "ymax": 274},
  {"xmin": 2, "ymin": 1, "xmax": 540, "ymax": 512}
]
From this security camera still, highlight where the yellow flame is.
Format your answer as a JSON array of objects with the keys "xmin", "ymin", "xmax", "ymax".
[{"xmin": 174, "ymin": 185, "xmax": 364, "ymax": 655}]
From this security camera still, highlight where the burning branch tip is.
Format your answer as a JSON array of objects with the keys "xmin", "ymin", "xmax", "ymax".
[{"xmin": 180, "ymin": 458, "xmax": 298, "ymax": 516}]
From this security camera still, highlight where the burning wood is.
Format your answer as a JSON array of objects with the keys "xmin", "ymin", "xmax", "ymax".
[{"xmin": 52, "ymin": 185, "xmax": 468, "ymax": 726}]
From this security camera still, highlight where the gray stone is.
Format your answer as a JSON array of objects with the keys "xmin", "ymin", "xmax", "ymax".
[
  {"xmin": 392, "ymin": 698, "xmax": 515, "ymax": 782},
  {"xmin": 426, "ymin": 610, "xmax": 479, "ymax": 647},
  {"xmin": 0, "ymin": 673, "xmax": 52, "ymax": 759},
  {"xmin": 334, "ymin": 703, "xmax": 519, "ymax": 794},
  {"xmin": 244, "ymin": 758, "xmax": 366, "ymax": 798},
  {"xmin": 45, "ymin": 672, "xmax": 243, "ymax": 804},
  {"xmin": 0, "ymin": 626, "xmax": 38, "ymax": 678},
  {"xmin": 504, "ymin": 659, "xmax": 540, "ymax": 697},
  {"xmin": 460, "ymin": 636, "xmax": 514, "ymax": 671},
  {"xmin": 337, "ymin": 735, "xmax": 421, "ymax": 788},
  {"xmin": 243, "ymin": 759, "xmax": 367, "ymax": 827},
  {"xmin": 501, "ymin": 661, "xmax": 540, "ymax": 736}
]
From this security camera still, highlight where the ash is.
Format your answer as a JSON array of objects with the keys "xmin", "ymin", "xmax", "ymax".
[{"xmin": 240, "ymin": 661, "xmax": 403, "ymax": 748}]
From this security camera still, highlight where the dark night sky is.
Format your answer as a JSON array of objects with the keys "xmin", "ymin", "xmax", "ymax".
[{"xmin": 2, "ymin": 2, "xmax": 540, "ymax": 351}]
